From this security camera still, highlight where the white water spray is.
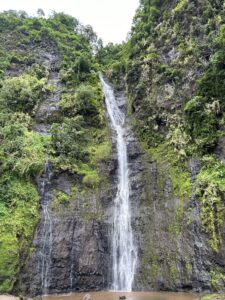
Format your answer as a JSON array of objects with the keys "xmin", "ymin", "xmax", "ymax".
[{"xmin": 100, "ymin": 75, "xmax": 137, "ymax": 291}]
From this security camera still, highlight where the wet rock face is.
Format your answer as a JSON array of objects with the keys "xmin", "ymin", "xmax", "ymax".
[
  {"xmin": 109, "ymin": 94, "xmax": 225, "ymax": 292},
  {"xmin": 18, "ymin": 47, "xmax": 114, "ymax": 296},
  {"xmin": 21, "ymin": 169, "xmax": 114, "ymax": 296},
  {"xmin": 20, "ymin": 75, "xmax": 225, "ymax": 296},
  {"xmin": 122, "ymin": 0, "xmax": 225, "ymax": 293},
  {"xmin": 129, "ymin": 149, "xmax": 225, "ymax": 293},
  {"xmin": 20, "ymin": 87, "xmax": 142, "ymax": 297}
]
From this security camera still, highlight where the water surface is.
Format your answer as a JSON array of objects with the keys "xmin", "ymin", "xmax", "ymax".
[{"xmin": 44, "ymin": 291, "xmax": 199, "ymax": 300}]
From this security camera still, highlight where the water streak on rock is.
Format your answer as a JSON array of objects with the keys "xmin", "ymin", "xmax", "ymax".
[{"xmin": 40, "ymin": 160, "xmax": 53, "ymax": 295}]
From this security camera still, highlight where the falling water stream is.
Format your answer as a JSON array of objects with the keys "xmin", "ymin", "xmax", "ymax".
[
  {"xmin": 40, "ymin": 160, "xmax": 53, "ymax": 295},
  {"xmin": 100, "ymin": 75, "xmax": 137, "ymax": 291}
]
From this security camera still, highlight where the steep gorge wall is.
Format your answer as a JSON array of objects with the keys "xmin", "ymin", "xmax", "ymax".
[
  {"xmin": 1, "ymin": 2, "xmax": 225, "ymax": 295},
  {"xmin": 99, "ymin": 0, "xmax": 225, "ymax": 293},
  {"xmin": 20, "ymin": 83, "xmax": 144, "ymax": 296},
  {"xmin": 17, "ymin": 47, "xmax": 113, "ymax": 296},
  {"xmin": 0, "ymin": 12, "xmax": 115, "ymax": 295},
  {"xmin": 121, "ymin": 0, "xmax": 225, "ymax": 293}
]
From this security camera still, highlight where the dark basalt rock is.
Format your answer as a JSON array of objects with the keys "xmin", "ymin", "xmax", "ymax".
[
  {"xmin": 21, "ymin": 169, "xmax": 114, "ymax": 296},
  {"xmin": 18, "ymin": 47, "xmax": 225, "ymax": 296},
  {"xmin": 17, "ymin": 45, "xmax": 114, "ymax": 296}
]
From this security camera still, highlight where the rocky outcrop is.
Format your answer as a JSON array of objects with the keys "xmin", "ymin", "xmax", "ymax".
[
  {"xmin": 101, "ymin": 82, "xmax": 225, "ymax": 293},
  {"xmin": 6, "ymin": 39, "xmax": 113, "ymax": 296},
  {"xmin": 20, "ymin": 73, "xmax": 225, "ymax": 296},
  {"xmin": 19, "ymin": 83, "xmax": 144, "ymax": 296},
  {"xmin": 130, "ymin": 153, "xmax": 225, "ymax": 293},
  {"xmin": 119, "ymin": 0, "xmax": 225, "ymax": 293},
  {"xmin": 20, "ymin": 154, "xmax": 119, "ymax": 295},
  {"xmin": 19, "ymin": 78, "xmax": 114, "ymax": 295},
  {"xmin": 2, "ymin": 5, "xmax": 225, "ymax": 295}
]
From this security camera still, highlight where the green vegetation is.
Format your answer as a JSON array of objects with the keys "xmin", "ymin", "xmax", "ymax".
[
  {"xmin": 195, "ymin": 156, "xmax": 225, "ymax": 251},
  {"xmin": 1, "ymin": 0, "xmax": 225, "ymax": 293},
  {"xmin": 210, "ymin": 269, "xmax": 225, "ymax": 291},
  {"xmin": 0, "ymin": 112, "xmax": 49, "ymax": 176},
  {"xmin": 0, "ymin": 176, "xmax": 39, "ymax": 292},
  {"xmin": 174, "ymin": 0, "xmax": 187, "ymax": 13},
  {"xmin": 148, "ymin": 143, "xmax": 191, "ymax": 201},
  {"xmin": 0, "ymin": 74, "xmax": 48, "ymax": 113},
  {"xmin": 184, "ymin": 33, "xmax": 225, "ymax": 153},
  {"xmin": 201, "ymin": 294, "xmax": 225, "ymax": 300},
  {"xmin": 53, "ymin": 190, "xmax": 70, "ymax": 204},
  {"xmin": 51, "ymin": 116, "xmax": 88, "ymax": 170},
  {"xmin": 147, "ymin": 142, "xmax": 190, "ymax": 237},
  {"xmin": 97, "ymin": 1, "xmax": 225, "ymax": 288},
  {"xmin": 0, "ymin": 9, "xmax": 110, "ymax": 293}
]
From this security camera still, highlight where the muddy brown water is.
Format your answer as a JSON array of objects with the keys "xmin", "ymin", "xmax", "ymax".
[
  {"xmin": 43, "ymin": 292, "xmax": 199, "ymax": 300},
  {"xmin": 0, "ymin": 297, "xmax": 18, "ymax": 300}
]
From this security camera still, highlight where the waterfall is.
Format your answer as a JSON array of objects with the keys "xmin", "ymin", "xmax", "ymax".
[
  {"xmin": 100, "ymin": 75, "xmax": 137, "ymax": 291},
  {"xmin": 40, "ymin": 160, "xmax": 53, "ymax": 295},
  {"xmin": 70, "ymin": 219, "xmax": 76, "ymax": 291}
]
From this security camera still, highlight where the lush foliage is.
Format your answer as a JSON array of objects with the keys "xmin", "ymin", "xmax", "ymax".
[
  {"xmin": 0, "ymin": 74, "xmax": 47, "ymax": 113},
  {"xmin": 1, "ymin": 0, "xmax": 225, "ymax": 292},
  {"xmin": 51, "ymin": 116, "xmax": 88, "ymax": 169},
  {"xmin": 195, "ymin": 156, "xmax": 225, "ymax": 251},
  {"xmin": 0, "ymin": 175, "xmax": 39, "ymax": 292},
  {"xmin": 184, "ymin": 24, "xmax": 225, "ymax": 152},
  {"xmin": 0, "ymin": 113, "xmax": 49, "ymax": 176},
  {"xmin": 0, "ymin": 9, "xmax": 109, "ymax": 292},
  {"xmin": 97, "ymin": 0, "xmax": 225, "ymax": 260}
]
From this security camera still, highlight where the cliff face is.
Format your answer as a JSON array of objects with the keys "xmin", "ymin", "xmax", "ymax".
[
  {"xmin": 20, "ymin": 87, "xmax": 145, "ymax": 296},
  {"xmin": 0, "ymin": 13, "xmax": 145, "ymax": 294},
  {"xmin": 0, "ymin": 12, "xmax": 113, "ymax": 295},
  {"xmin": 21, "ymin": 165, "xmax": 114, "ymax": 296},
  {"xmin": 1, "ymin": 1, "xmax": 225, "ymax": 296},
  {"xmin": 122, "ymin": 0, "xmax": 225, "ymax": 292},
  {"xmin": 17, "ymin": 44, "xmax": 112, "ymax": 295},
  {"xmin": 98, "ymin": 0, "xmax": 225, "ymax": 293}
]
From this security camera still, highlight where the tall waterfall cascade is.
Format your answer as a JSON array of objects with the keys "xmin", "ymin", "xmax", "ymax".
[
  {"xmin": 100, "ymin": 75, "xmax": 137, "ymax": 291},
  {"xmin": 40, "ymin": 160, "xmax": 53, "ymax": 295}
]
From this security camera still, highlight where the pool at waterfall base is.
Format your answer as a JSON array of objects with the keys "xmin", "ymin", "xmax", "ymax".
[{"xmin": 43, "ymin": 291, "xmax": 199, "ymax": 300}]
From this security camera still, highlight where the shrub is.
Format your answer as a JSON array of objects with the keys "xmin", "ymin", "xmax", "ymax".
[
  {"xmin": 0, "ymin": 175, "xmax": 39, "ymax": 292},
  {"xmin": 174, "ymin": 0, "xmax": 187, "ymax": 13},
  {"xmin": 195, "ymin": 156, "xmax": 225, "ymax": 251},
  {"xmin": 51, "ymin": 116, "xmax": 88, "ymax": 166},
  {"xmin": 0, "ymin": 74, "xmax": 47, "ymax": 113},
  {"xmin": 14, "ymin": 131, "xmax": 49, "ymax": 177},
  {"xmin": 75, "ymin": 84, "xmax": 102, "ymax": 126}
]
